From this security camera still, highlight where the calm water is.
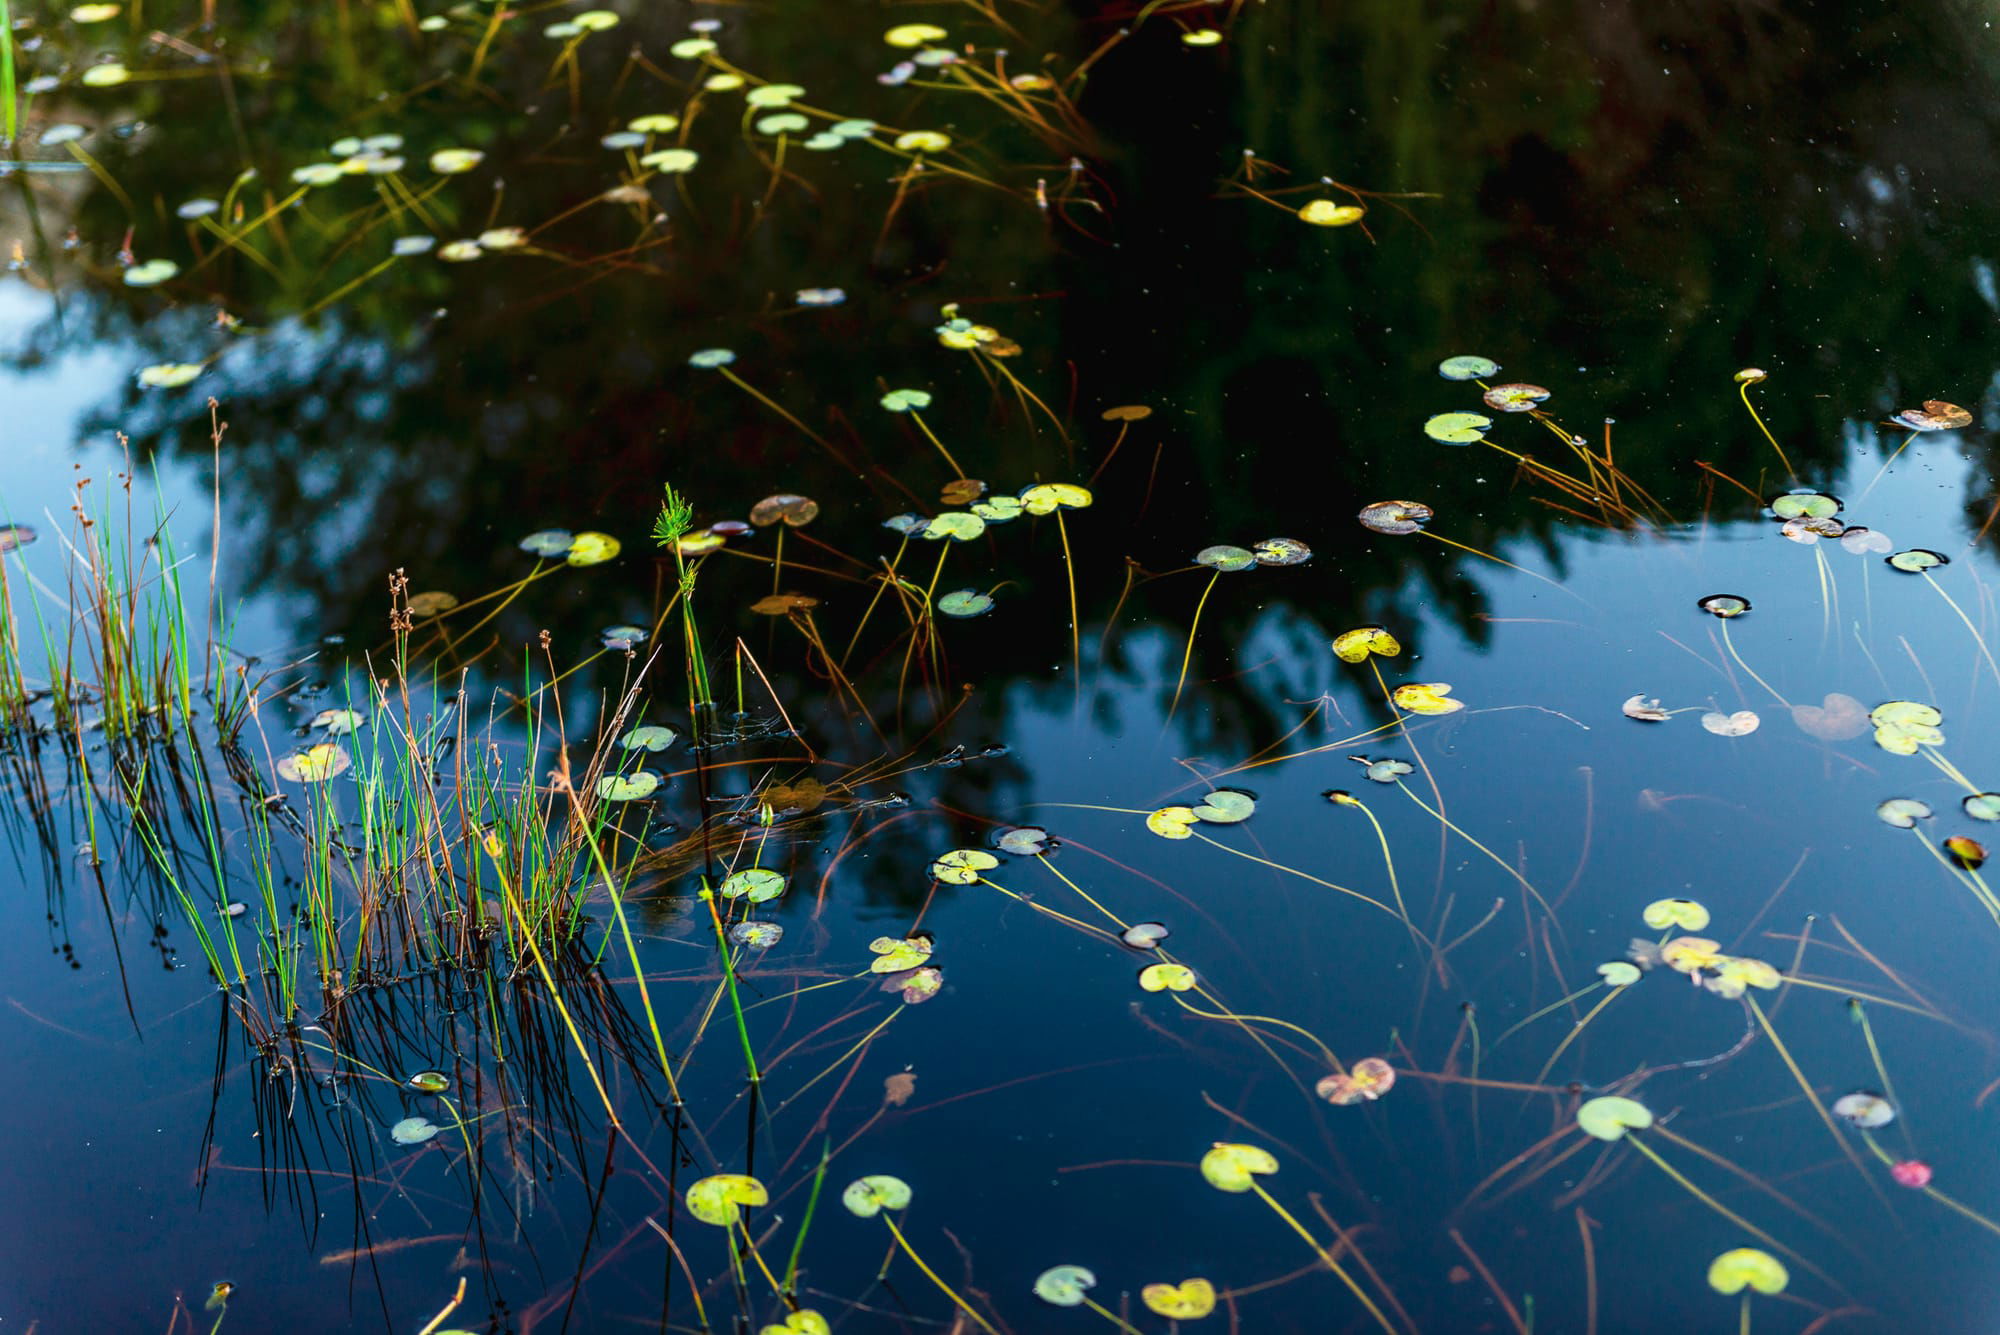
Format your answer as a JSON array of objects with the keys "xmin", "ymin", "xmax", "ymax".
[{"xmin": 4, "ymin": 2, "xmax": 2000, "ymax": 1331}]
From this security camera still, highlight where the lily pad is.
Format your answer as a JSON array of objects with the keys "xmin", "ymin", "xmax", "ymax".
[
  {"xmin": 1424, "ymin": 411, "xmax": 1493, "ymax": 445},
  {"xmin": 1034, "ymin": 1265, "xmax": 1097, "ymax": 1308},
  {"xmin": 405, "ymin": 1071, "xmax": 449, "ymax": 1094},
  {"xmin": 642, "ymin": 148, "xmax": 700, "ymax": 173},
  {"xmin": 1894, "ymin": 400, "xmax": 1972, "ymax": 432},
  {"xmin": 1697, "ymin": 593, "xmax": 1750, "ymax": 618},
  {"xmin": 1791, "ymin": 692, "xmax": 1868, "ymax": 741},
  {"xmin": 1597, "ymin": 961, "xmax": 1641, "ymax": 986},
  {"xmin": 1138, "ymin": 962, "xmax": 1195, "ymax": 992},
  {"xmin": 1965, "ymin": 793, "xmax": 2000, "ymax": 821},
  {"xmin": 923, "ymin": 512, "xmax": 985, "ymax": 541},
  {"xmin": 1832, "ymin": 1091, "xmax": 1896, "ymax": 1129},
  {"xmin": 566, "ymin": 532, "xmax": 621, "ymax": 566},
  {"xmin": 1887, "ymin": 548, "xmax": 1949, "ymax": 573},
  {"xmin": 123, "ymin": 259, "xmax": 178, "ymax": 287},
  {"xmin": 597, "ymin": 772, "xmax": 659, "ymax": 802},
  {"xmin": 621, "ymin": 725, "xmax": 677, "ymax": 752},
  {"xmin": 881, "ymin": 388, "xmax": 932, "ymax": 412},
  {"xmin": 1199, "ymin": 1142, "xmax": 1277, "ymax": 1192},
  {"xmin": 1315, "ymin": 1056, "xmax": 1396, "ymax": 1105},
  {"xmin": 1392, "ymin": 682, "xmax": 1462, "ymax": 715},
  {"xmin": 1482, "ymin": 383, "xmax": 1549, "ymax": 413},
  {"xmin": 1770, "ymin": 492, "xmax": 1841, "ymax": 520},
  {"xmin": 744, "ymin": 83, "xmax": 805, "ymax": 108},
  {"xmin": 938, "ymin": 590, "xmax": 994, "ymax": 618},
  {"xmin": 992, "ymin": 826, "xmax": 1050, "ymax": 856},
  {"xmin": 429, "ymin": 148, "xmax": 484, "ymax": 174},
  {"xmin": 971, "ymin": 496, "xmax": 1023, "ymax": 523},
  {"xmin": 841, "ymin": 1174, "xmax": 912, "ymax": 1217},
  {"xmin": 1840, "ymin": 526, "xmax": 1892, "ymax": 555},
  {"xmin": 1121, "ymin": 922, "xmax": 1169, "ymax": 949},
  {"xmin": 1298, "ymin": 200, "xmax": 1364, "ymax": 226},
  {"xmin": 894, "ymin": 130, "xmax": 951, "ymax": 153},
  {"xmin": 1623, "ymin": 694, "xmax": 1669, "ymax": 722},
  {"xmin": 1333, "ymin": 625, "xmax": 1400, "ymax": 663},
  {"xmin": 407, "ymin": 591, "xmax": 459, "ymax": 617},
  {"xmin": 1707, "ymin": 1249, "xmax": 1788, "ymax": 1296},
  {"xmin": 1362, "ymin": 758, "xmax": 1414, "ymax": 783},
  {"xmin": 1575, "ymin": 1095, "xmax": 1653, "ymax": 1141},
  {"xmin": 1946, "ymin": 835, "xmax": 1987, "ymax": 870},
  {"xmin": 757, "ymin": 1311, "xmax": 830, "ymax": 1335},
  {"xmin": 1146, "ymin": 807, "xmax": 1199, "ymax": 839},
  {"xmin": 1358, "ymin": 500, "xmax": 1432, "ymax": 535},
  {"xmin": 310, "ymin": 708, "xmax": 366, "ymax": 736},
  {"xmin": 1438, "ymin": 355, "xmax": 1499, "ymax": 381},
  {"xmin": 687, "ymin": 1174, "xmax": 768, "ymax": 1227},
  {"xmin": 390, "ymin": 1117, "xmax": 439, "ymax": 1146},
  {"xmin": 1642, "ymin": 898, "xmax": 1710, "ymax": 931},
  {"xmin": 868, "ymin": 936, "xmax": 933, "ymax": 973},
  {"xmin": 138, "ymin": 363, "xmax": 203, "ymax": 389},
  {"xmin": 729, "ymin": 921, "xmax": 784, "ymax": 950},
  {"xmin": 277, "ymin": 744, "xmax": 349, "ymax": 784},
  {"xmin": 1019, "ymin": 483, "xmax": 1092, "ymax": 515},
  {"xmin": 719, "ymin": 868, "xmax": 786, "ymax": 903},
  {"xmin": 1701, "ymin": 710, "xmax": 1760, "ymax": 737},
  {"xmin": 1195, "ymin": 545, "xmax": 1255, "ymax": 572},
  {"xmin": 1251, "ymin": 536, "xmax": 1312, "ymax": 565},
  {"xmin": 1141, "ymin": 1279, "xmax": 1217, "ymax": 1319},
  {"xmin": 1190, "ymin": 789, "xmax": 1256, "ymax": 823},
  {"xmin": 601, "ymin": 624, "xmax": 648, "ymax": 649}
]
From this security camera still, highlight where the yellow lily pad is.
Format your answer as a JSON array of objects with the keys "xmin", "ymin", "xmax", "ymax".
[
  {"xmin": 930, "ymin": 849, "xmax": 999, "ymax": 884},
  {"xmin": 1200, "ymin": 1142, "xmax": 1277, "ymax": 1192},
  {"xmin": 1332, "ymin": 625, "xmax": 1401, "ymax": 663},
  {"xmin": 1707, "ymin": 1248, "xmax": 1788, "ymax": 1296},
  {"xmin": 1141, "ymin": 1279, "xmax": 1216, "ymax": 1319},
  {"xmin": 1138, "ymin": 962, "xmax": 1195, "ymax": 992},
  {"xmin": 1146, "ymin": 807, "xmax": 1199, "ymax": 839},
  {"xmin": 1392, "ymin": 682, "xmax": 1462, "ymax": 715},
  {"xmin": 686, "ymin": 1173, "xmax": 767, "ymax": 1227},
  {"xmin": 1575, "ymin": 1095, "xmax": 1652, "ymax": 1141},
  {"xmin": 1641, "ymin": 898, "xmax": 1709, "ymax": 931}
]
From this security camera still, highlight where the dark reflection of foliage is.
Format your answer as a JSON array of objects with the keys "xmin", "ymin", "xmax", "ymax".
[{"xmin": 4, "ymin": 0, "xmax": 2000, "ymax": 767}]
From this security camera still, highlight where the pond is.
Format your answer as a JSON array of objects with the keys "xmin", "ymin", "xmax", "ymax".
[{"xmin": 4, "ymin": 2, "xmax": 2000, "ymax": 1332}]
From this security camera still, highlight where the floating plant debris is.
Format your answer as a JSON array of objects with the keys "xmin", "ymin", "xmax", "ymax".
[
  {"xmin": 1358, "ymin": 500, "xmax": 1431, "ymax": 534},
  {"xmin": 1481, "ymin": 383, "xmax": 1549, "ymax": 412},
  {"xmin": 1894, "ymin": 400, "xmax": 1973, "ymax": 431}
]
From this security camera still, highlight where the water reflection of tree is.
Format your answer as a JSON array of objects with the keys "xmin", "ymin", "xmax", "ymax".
[{"xmin": 4, "ymin": 0, "xmax": 2000, "ymax": 770}]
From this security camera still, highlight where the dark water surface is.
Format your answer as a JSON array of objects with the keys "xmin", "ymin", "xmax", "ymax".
[{"xmin": 5, "ymin": 2, "xmax": 2000, "ymax": 1331}]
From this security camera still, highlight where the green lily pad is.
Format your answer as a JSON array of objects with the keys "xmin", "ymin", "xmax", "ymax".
[
  {"xmin": 1965, "ymin": 793, "xmax": 2000, "ymax": 821},
  {"xmin": 1887, "ymin": 548, "xmax": 1949, "ymax": 573},
  {"xmin": 390, "ymin": 1116, "xmax": 438, "ymax": 1145},
  {"xmin": 597, "ymin": 772, "xmax": 659, "ymax": 802},
  {"xmin": 881, "ymin": 388, "xmax": 933, "ymax": 412},
  {"xmin": 841, "ymin": 1174, "xmax": 912, "ymax": 1217},
  {"xmin": 744, "ymin": 83, "xmax": 805, "ymax": 107},
  {"xmin": 1034, "ymin": 1266, "xmax": 1097, "ymax": 1307},
  {"xmin": 868, "ymin": 935, "xmax": 934, "ymax": 973},
  {"xmin": 932, "ymin": 849, "xmax": 999, "ymax": 883},
  {"xmin": 938, "ymin": 589, "xmax": 994, "ymax": 618},
  {"xmin": 689, "ymin": 348, "xmax": 737, "ymax": 369},
  {"xmin": 1199, "ymin": 1142, "xmax": 1277, "ymax": 1192},
  {"xmin": 1575, "ymin": 1095, "xmax": 1652, "ymax": 1141},
  {"xmin": 755, "ymin": 113, "xmax": 811, "ymax": 136},
  {"xmin": 1770, "ymin": 492, "xmax": 1841, "ymax": 520},
  {"xmin": 686, "ymin": 1173, "xmax": 768, "ymax": 1227},
  {"xmin": 621, "ymin": 725, "xmax": 677, "ymax": 752},
  {"xmin": 1438, "ymin": 355, "xmax": 1499, "ymax": 381},
  {"xmin": 1191, "ymin": 790, "xmax": 1255, "ymax": 823},
  {"xmin": 923, "ymin": 512, "xmax": 985, "ymax": 541},
  {"xmin": 1252, "ymin": 536, "xmax": 1312, "ymax": 565},
  {"xmin": 1195, "ymin": 545, "xmax": 1255, "ymax": 572},
  {"xmin": 719, "ymin": 868, "xmax": 786, "ymax": 903},
  {"xmin": 123, "ymin": 259, "xmax": 179, "ymax": 287},
  {"xmin": 1424, "ymin": 411, "xmax": 1493, "ymax": 445},
  {"xmin": 971, "ymin": 496, "xmax": 1024, "ymax": 523},
  {"xmin": 729, "ymin": 921, "xmax": 784, "ymax": 949},
  {"xmin": 519, "ymin": 529, "xmax": 574, "ymax": 557},
  {"xmin": 993, "ymin": 826, "xmax": 1050, "ymax": 856}
]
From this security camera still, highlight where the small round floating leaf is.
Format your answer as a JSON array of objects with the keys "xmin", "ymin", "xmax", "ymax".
[
  {"xmin": 176, "ymin": 198, "xmax": 219, "ymax": 219},
  {"xmin": 744, "ymin": 83, "xmax": 805, "ymax": 108},
  {"xmin": 720, "ymin": 868, "xmax": 786, "ymax": 903},
  {"xmin": 931, "ymin": 848, "xmax": 999, "ymax": 884},
  {"xmin": 597, "ymin": 772, "xmax": 659, "ymax": 802},
  {"xmin": 1770, "ymin": 492, "xmax": 1841, "ymax": 520},
  {"xmin": 1697, "ymin": 594, "xmax": 1750, "ymax": 618},
  {"xmin": 755, "ymin": 113, "xmax": 811, "ymax": 136},
  {"xmin": 1708, "ymin": 956, "xmax": 1781, "ymax": 998},
  {"xmin": 1332, "ymin": 625, "xmax": 1400, "ymax": 663},
  {"xmin": 81, "ymin": 63, "xmax": 132, "ymax": 87},
  {"xmin": 310, "ymin": 708, "xmax": 366, "ymax": 736},
  {"xmin": 1643, "ymin": 898, "xmax": 1710, "ymax": 931},
  {"xmin": 705, "ymin": 73, "xmax": 746, "ymax": 90},
  {"xmin": 1623, "ymin": 694, "xmax": 1669, "ymax": 722},
  {"xmin": 841, "ymin": 1175, "xmax": 911, "ymax": 1217},
  {"xmin": 277, "ymin": 744, "xmax": 350, "ymax": 784},
  {"xmin": 923, "ymin": 512, "xmax": 985, "ymax": 542},
  {"xmin": 1315, "ymin": 1057, "xmax": 1396, "ymax": 1106},
  {"xmin": 687, "ymin": 1174, "xmax": 768, "ymax": 1227},
  {"xmin": 429, "ymin": 148, "xmax": 483, "ymax": 174},
  {"xmin": 573, "ymin": 9, "xmax": 619, "ymax": 29},
  {"xmin": 1191, "ymin": 790, "xmax": 1256, "ymax": 823},
  {"xmin": 886, "ymin": 22, "xmax": 948, "ymax": 46},
  {"xmin": 1182, "ymin": 27, "xmax": 1225, "ymax": 46},
  {"xmin": 993, "ymin": 826, "xmax": 1049, "ymax": 856},
  {"xmin": 138, "ymin": 363, "xmax": 203, "ymax": 389},
  {"xmin": 940, "ymin": 479, "xmax": 985, "ymax": 505},
  {"xmin": 830, "ymin": 118, "xmax": 878, "ymax": 139},
  {"xmin": 1876, "ymin": 797, "xmax": 1933, "ymax": 829},
  {"xmin": 1791, "ymin": 692, "xmax": 1868, "ymax": 741},
  {"xmin": 1894, "ymin": 400, "xmax": 1972, "ymax": 432},
  {"xmin": 751, "ymin": 593, "xmax": 819, "ymax": 616},
  {"xmin": 1122, "ymin": 921, "xmax": 1169, "ymax": 949},
  {"xmin": 601, "ymin": 624, "xmax": 648, "ymax": 649},
  {"xmin": 938, "ymin": 590, "xmax": 994, "ymax": 618},
  {"xmin": 1482, "ymin": 383, "xmax": 1550, "ymax": 413},
  {"xmin": 1701, "ymin": 710, "xmax": 1760, "ymax": 737},
  {"xmin": 642, "ymin": 148, "xmax": 700, "ymax": 173},
  {"xmin": 1020, "ymin": 482, "xmax": 1093, "ymax": 514},
  {"xmin": 881, "ymin": 388, "xmax": 932, "ymax": 412},
  {"xmin": 405, "ymin": 1071, "xmax": 449, "ymax": 1094},
  {"xmin": 601, "ymin": 130, "xmax": 647, "ymax": 150},
  {"xmin": 390, "ymin": 1117, "xmax": 438, "ymax": 1145},
  {"xmin": 678, "ymin": 532, "xmax": 725, "ymax": 556},
  {"xmin": 437, "ymin": 240, "xmax": 482, "ymax": 263},
  {"xmin": 1576, "ymin": 1095, "xmax": 1653, "ymax": 1141},
  {"xmin": 1872, "ymin": 700, "xmax": 1944, "ymax": 755},
  {"xmin": 1425, "ymin": 411, "xmax": 1493, "ymax": 445},
  {"xmin": 1146, "ymin": 807, "xmax": 1199, "ymax": 840},
  {"xmin": 123, "ymin": 259, "xmax": 179, "ymax": 287},
  {"xmin": 1200, "ymin": 1143, "xmax": 1277, "ymax": 1193},
  {"xmin": 1840, "ymin": 526, "xmax": 1892, "ymax": 555},
  {"xmin": 895, "ymin": 131, "xmax": 951, "ymax": 153},
  {"xmin": 1660, "ymin": 937, "xmax": 1725, "ymax": 975},
  {"xmin": 407, "ymin": 591, "xmax": 458, "ymax": 618},
  {"xmin": 1102, "ymin": 404, "xmax": 1153, "ymax": 421},
  {"xmin": 1965, "ymin": 793, "xmax": 2000, "ymax": 822},
  {"xmin": 1033, "ymin": 1266, "xmax": 1096, "ymax": 1308},
  {"xmin": 729, "ymin": 921, "xmax": 784, "ymax": 950},
  {"xmin": 71, "ymin": 3, "xmax": 122, "ymax": 18},
  {"xmin": 1195, "ymin": 545, "xmax": 1255, "ymax": 572},
  {"xmin": 1141, "ymin": 1279, "xmax": 1216, "ymax": 1320},
  {"xmin": 1138, "ymin": 962, "xmax": 1195, "ymax": 992},
  {"xmin": 757, "ymin": 1311, "xmax": 831, "ymax": 1335},
  {"xmin": 1735, "ymin": 367, "xmax": 1768, "ymax": 384},
  {"xmin": 1707, "ymin": 1249, "xmax": 1788, "ymax": 1297},
  {"xmin": 1298, "ymin": 199, "xmax": 1364, "ymax": 226},
  {"xmin": 688, "ymin": 348, "xmax": 737, "ymax": 369},
  {"xmin": 1252, "ymin": 536, "xmax": 1312, "ymax": 565},
  {"xmin": 1392, "ymin": 682, "xmax": 1462, "ymax": 716},
  {"xmin": 1362, "ymin": 758, "xmax": 1414, "ymax": 783},
  {"xmin": 750, "ymin": 494, "xmax": 819, "ymax": 528},
  {"xmin": 1438, "ymin": 355, "xmax": 1499, "ymax": 381},
  {"xmin": 519, "ymin": 530, "xmax": 574, "ymax": 557},
  {"xmin": 1946, "ymin": 835, "xmax": 1988, "ymax": 870},
  {"xmin": 391, "ymin": 235, "xmax": 436, "ymax": 256},
  {"xmin": 1780, "ymin": 516, "xmax": 1844, "ymax": 544},
  {"xmin": 566, "ymin": 532, "xmax": 621, "ymax": 566},
  {"xmin": 1832, "ymin": 1091, "xmax": 1895, "ymax": 1129},
  {"xmin": 670, "ymin": 37, "xmax": 717, "ymax": 58},
  {"xmin": 630, "ymin": 114, "xmax": 681, "ymax": 134},
  {"xmin": 477, "ymin": 227, "xmax": 526, "ymax": 250},
  {"xmin": 892, "ymin": 965, "xmax": 943, "ymax": 1004},
  {"xmin": 1358, "ymin": 500, "xmax": 1432, "ymax": 535},
  {"xmin": 884, "ymin": 513, "xmax": 929, "ymax": 536},
  {"xmin": 971, "ymin": 496, "xmax": 1024, "ymax": 523},
  {"xmin": 1887, "ymin": 548, "xmax": 1949, "ymax": 573},
  {"xmin": 1598, "ymin": 961, "xmax": 1642, "ymax": 986}
]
